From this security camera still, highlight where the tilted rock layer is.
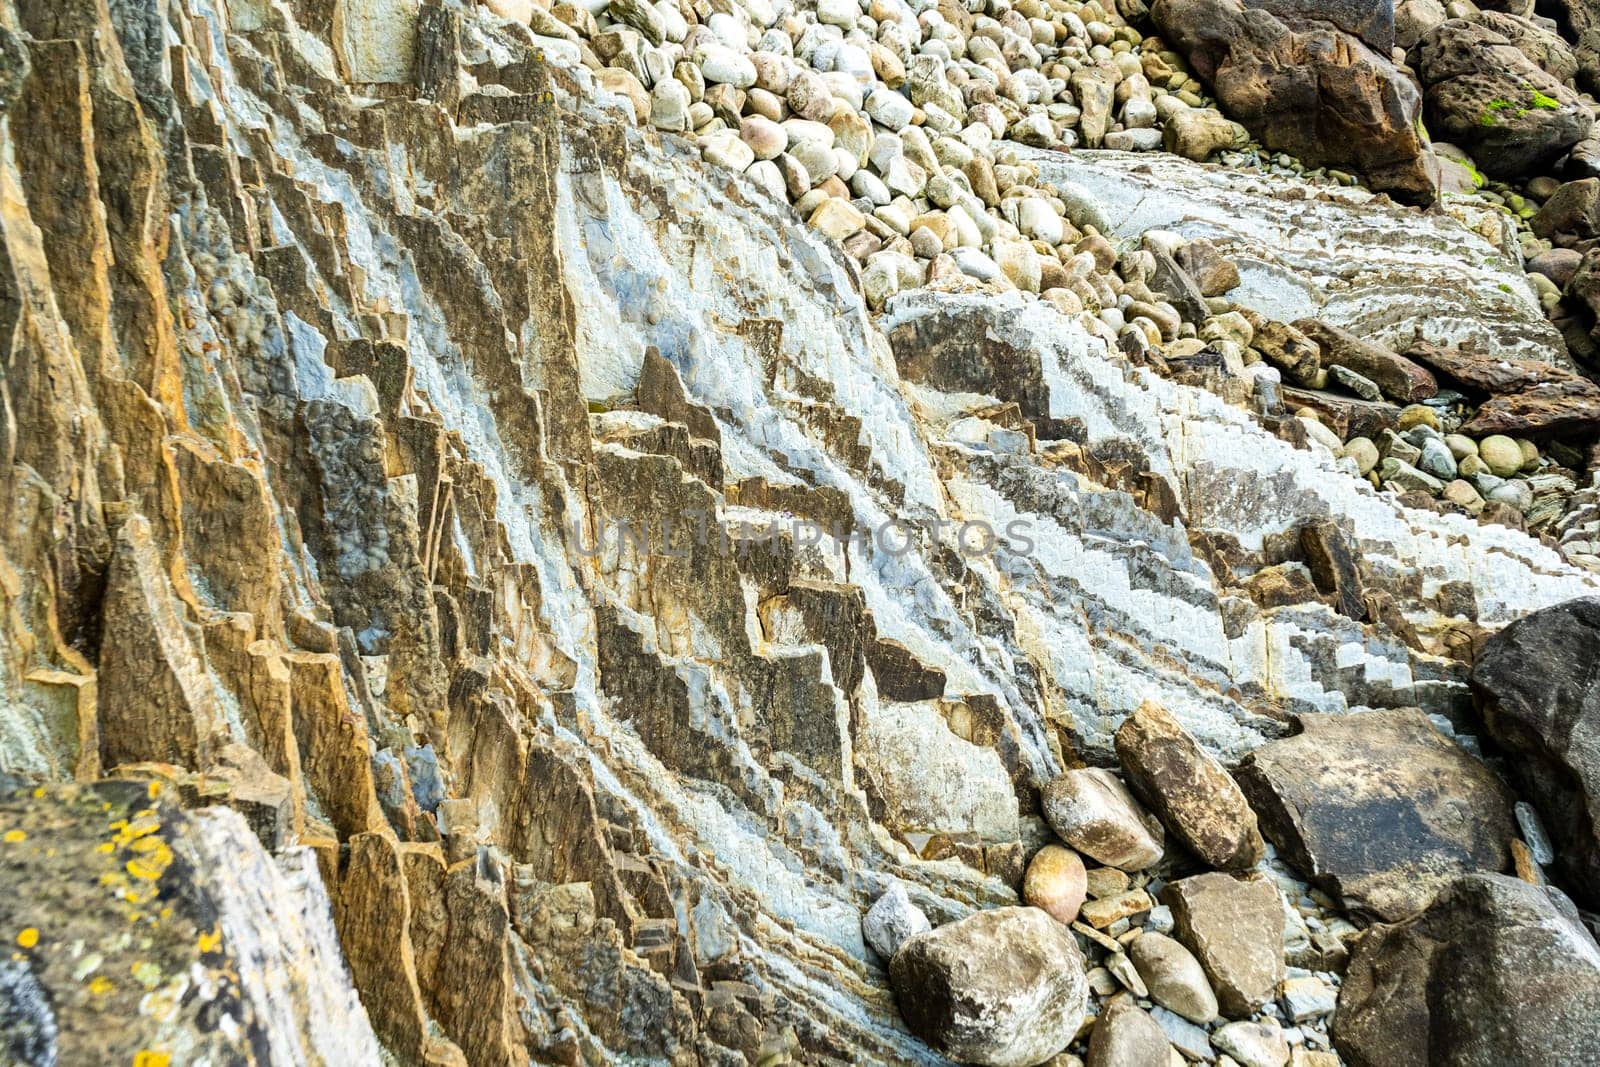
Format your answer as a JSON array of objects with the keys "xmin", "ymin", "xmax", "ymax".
[{"xmin": 0, "ymin": 0, "xmax": 1597, "ymax": 1062}]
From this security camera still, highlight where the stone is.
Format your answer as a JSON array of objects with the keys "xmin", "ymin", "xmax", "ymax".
[
  {"xmin": 1212, "ymin": 1020, "xmax": 1289, "ymax": 1067},
  {"xmin": 1478, "ymin": 434, "xmax": 1525, "ymax": 477},
  {"xmin": 1533, "ymin": 178, "xmax": 1600, "ymax": 240},
  {"xmin": 1471, "ymin": 598, "xmax": 1600, "ymax": 907},
  {"xmin": 1024, "ymin": 845, "xmax": 1089, "ymax": 925},
  {"xmin": 701, "ymin": 130, "xmax": 755, "ymax": 172},
  {"xmin": 1339, "ymin": 437, "xmax": 1380, "ymax": 475},
  {"xmin": 1042, "ymin": 769, "xmax": 1166, "ymax": 871},
  {"xmin": 1236, "ymin": 708, "xmax": 1516, "ymax": 921},
  {"xmin": 1162, "ymin": 106, "xmax": 1246, "ymax": 161},
  {"xmin": 1163, "ymin": 874, "xmax": 1286, "ymax": 1018},
  {"xmin": 739, "ymin": 115, "xmax": 786, "ymax": 160},
  {"xmin": 1087, "ymin": 997, "xmax": 1173, "ymax": 1067},
  {"xmin": 1150, "ymin": 1006, "xmax": 1215, "ymax": 1062},
  {"xmin": 808, "ymin": 197, "xmax": 866, "ymax": 240},
  {"xmin": 1418, "ymin": 437, "xmax": 1457, "ymax": 480},
  {"xmin": 1293, "ymin": 321, "xmax": 1437, "ymax": 402},
  {"xmin": 651, "ymin": 76, "xmax": 692, "ymax": 131},
  {"xmin": 863, "ymin": 882, "xmax": 931, "ymax": 961},
  {"xmin": 1081, "ymin": 889, "xmax": 1156, "ymax": 929},
  {"xmin": 864, "ymin": 86, "xmax": 914, "ymax": 130},
  {"xmin": 1281, "ymin": 976, "xmax": 1337, "ymax": 1023},
  {"xmin": 1334, "ymin": 874, "xmax": 1600, "ymax": 1067},
  {"xmin": 1403, "ymin": 339, "xmax": 1595, "ymax": 396},
  {"xmin": 1153, "ymin": 0, "xmax": 1437, "ymax": 201},
  {"xmin": 1244, "ymin": 314, "xmax": 1321, "ymax": 386},
  {"xmin": 1114, "ymin": 702, "xmax": 1265, "ymax": 872},
  {"xmin": 1106, "ymin": 952, "xmax": 1148, "ymax": 996},
  {"xmin": 1176, "ymin": 239, "xmax": 1240, "ymax": 297},
  {"xmin": 1129, "ymin": 932, "xmax": 1219, "ymax": 1025},
  {"xmin": 1148, "ymin": 249, "xmax": 1211, "ymax": 325},
  {"xmin": 1413, "ymin": 19, "xmax": 1595, "ymax": 179},
  {"xmin": 890, "ymin": 907, "xmax": 1089, "ymax": 1067}
]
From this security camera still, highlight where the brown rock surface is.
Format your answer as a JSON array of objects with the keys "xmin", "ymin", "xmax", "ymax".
[
  {"xmin": 1153, "ymin": 0, "xmax": 1438, "ymax": 202},
  {"xmin": 1237, "ymin": 708, "xmax": 1515, "ymax": 920},
  {"xmin": 1164, "ymin": 873, "xmax": 1286, "ymax": 1017},
  {"xmin": 1294, "ymin": 321, "xmax": 1437, "ymax": 403},
  {"xmin": 1114, "ymin": 701, "xmax": 1265, "ymax": 872}
]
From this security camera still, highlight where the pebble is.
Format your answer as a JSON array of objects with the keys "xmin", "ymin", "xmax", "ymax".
[
  {"xmin": 1024, "ymin": 844, "xmax": 1089, "ymax": 925},
  {"xmin": 1150, "ymin": 1005, "xmax": 1215, "ymax": 1062},
  {"xmin": 1129, "ymin": 932, "xmax": 1218, "ymax": 1024},
  {"xmin": 1081, "ymin": 889, "xmax": 1155, "ymax": 929},
  {"xmin": 1478, "ymin": 435, "xmax": 1525, "ymax": 478},
  {"xmin": 1212, "ymin": 1019, "xmax": 1290, "ymax": 1067},
  {"xmin": 1280, "ymin": 976, "xmax": 1337, "ymax": 1023}
]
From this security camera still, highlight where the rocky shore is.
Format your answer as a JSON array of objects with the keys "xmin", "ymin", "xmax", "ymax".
[{"xmin": 2, "ymin": 0, "xmax": 1600, "ymax": 1062}]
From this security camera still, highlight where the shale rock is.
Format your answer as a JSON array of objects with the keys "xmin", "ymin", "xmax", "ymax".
[
  {"xmin": 889, "ymin": 907, "xmax": 1089, "ymax": 1067},
  {"xmin": 1471, "ymin": 597, "xmax": 1600, "ymax": 907},
  {"xmin": 1237, "ymin": 708, "xmax": 1516, "ymax": 920},
  {"xmin": 1334, "ymin": 874, "xmax": 1600, "ymax": 1067},
  {"xmin": 1115, "ymin": 701, "xmax": 1265, "ymax": 872}
]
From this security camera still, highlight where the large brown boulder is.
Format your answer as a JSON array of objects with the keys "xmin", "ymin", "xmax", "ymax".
[
  {"xmin": 1411, "ymin": 19, "xmax": 1594, "ymax": 179},
  {"xmin": 889, "ymin": 907, "xmax": 1089, "ymax": 1067},
  {"xmin": 1470, "ymin": 597, "xmax": 1600, "ymax": 909},
  {"xmin": 1114, "ymin": 701, "xmax": 1265, "ymax": 872},
  {"xmin": 1245, "ymin": 0, "xmax": 1394, "ymax": 51},
  {"xmin": 1334, "ymin": 874, "xmax": 1600, "ymax": 1067},
  {"xmin": 1236, "ymin": 708, "xmax": 1515, "ymax": 921},
  {"xmin": 1152, "ymin": 0, "xmax": 1438, "ymax": 203}
]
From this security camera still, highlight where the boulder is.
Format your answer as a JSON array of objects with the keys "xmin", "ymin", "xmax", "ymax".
[
  {"xmin": 889, "ymin": 907, "xmax": 1089, "ymax": 1067},
  {"xmin": 1236, "ymin": 708, "xmax": 1515, "ymax": 921},
  {"xmin": 1114, "ymin": 701, "xmax": 1265, "ymax": 872},
  {"xmin": 1244, "ymin": 0, "xmax": 1394, "ymax": 52},
  {"xmin": 1041, "ymin": 768, "xmax": 1166, "ymax": 871},
  {"xmin": 1023, "ymin": 845, "xmax": 1088, "ymax": 925},
  {"xmin": 1293, "ymin": 320, "xmax": 1437, "ymax": 402},
  {"xmin": 1162, "ymin": 105, "xmax": 1248, "ymax": 161},
  {"xmin": 1471, "ymin": 597, "xmax": 1600, "ymax": 908},
  {"xmin": 1163, "ymin": 873, "xmax": 1286, "ymax": 1017},
  {"xmin": 1412, "ymin": 19, "xmax": 1594, "ymax": 179},
  {"xmin": 1152, "ymin": 0, "xmax": 1438, "ymax": 202},
  {"xmin": 1086, "ymin": 997, "xmax": 1174, "ymax": 1067},
  {"xmin": 1334, "ymin": 874, "xmax": 1600, "ymax": 1067}
]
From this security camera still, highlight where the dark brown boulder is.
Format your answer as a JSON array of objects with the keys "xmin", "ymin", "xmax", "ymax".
[
  {"xmin": 1294, "ymin": 320, "xmax": 1438, "ymax": 403},
  {"xmin": 1412, "ymin": 19, "xmax": 1594, "ymax": 179},
  {"xmin": 1244, "ymin": 0, "xmax": 1393, "ymax": 52},
  {"xmin": 1334, "ymin": 874, "xmax": 1600, "ymax": 1067},
  {"xmin": 1471, "ymin": 597, "xmax": 1600, "ymax": 909},
  {"xmin": 1114, "ymin": 701, "xmax": 1265, "ymax": 872},
  {"xmin": 1152, "ymin": 0, "xmax": 1438, "ymax": 203},
  {"xmin": 1236, "ymin": 708, "xmax": 1515, "ymax": 921}
]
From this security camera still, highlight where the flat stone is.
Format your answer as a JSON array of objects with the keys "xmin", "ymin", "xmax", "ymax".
[
  {"xmin": 1236, "ymin": 708, "xmax": 1515, "ymax": 921},
  {"xmin": 1081, "ymin": 889, "xmax": 1154, "ymax": 929},
  {"xmin": 1150, "ymin": 1005, "xmax": 1216, "ymax": 1062},
  {"xmin": 1281, "ymin": 975, "xmax": 1337, "ymax": 1023},
  {"xmin": 1115, "ymin": 701, "xmax": 1265, "ymax": 872},
  {"xmin": 1164, "ymin": 873, "xmax": 1285, "ymax": 1018},
  {"xmin": 1212, "ymin": 1019, "xmax": 1290, "ymax": 1067},
  {"xmin": 1295, "ymin": 321, "xmax": 1439, "ymax": 403},
  {"xmin": 1105, "ymin": 951, "xmax": 1148, "ymax": 997}
]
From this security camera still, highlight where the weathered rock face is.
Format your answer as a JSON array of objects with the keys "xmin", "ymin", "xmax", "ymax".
[
  {"xmin": 1152, "ymin": 0, "xmax": 1438, "ymax": 202},
  {"xmin": 0, "ymin": 780, "xmax": 381, "ymax": 1065},
  {"xmin": 1, "ymin": 0, "xmax": 1599, "ymax": 1058},
  {"xmin": 1471, "ymin": 597, "xmax": 1600, "ymax": 908},
  {"xmin": 1412, "ymin": 19, "xmax": 1596, "ymax": 179},
  {"xmin": 1334, "ymin": 874, "xmax": 1600, "ymax": 1067},
  {"xmin": 889, "ymin": 907, "xmax": 1089, "ymax": 1067},
  {"xmin": 1237, "ymin": 708, "xmax": 1516, "ymax": 920}
]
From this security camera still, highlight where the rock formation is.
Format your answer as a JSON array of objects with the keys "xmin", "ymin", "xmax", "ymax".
[{"xmin": 1, "ymin": 0, "xmax": 1599, "ymax": 1060}]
